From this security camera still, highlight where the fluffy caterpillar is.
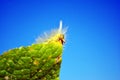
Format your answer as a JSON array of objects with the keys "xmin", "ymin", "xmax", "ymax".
[{"xmin": 35, "ymin": 20, "xmax": 67, "ymax": 45}]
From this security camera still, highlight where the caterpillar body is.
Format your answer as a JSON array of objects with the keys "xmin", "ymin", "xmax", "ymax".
[{"xmin": 35, "ymin": 20, "xmax": 67, "ymax": 45}]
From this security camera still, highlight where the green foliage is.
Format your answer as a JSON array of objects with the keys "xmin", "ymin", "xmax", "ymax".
[{"xmin": 0, "ymin": 42, "xmax": 62, "ymax": 80}]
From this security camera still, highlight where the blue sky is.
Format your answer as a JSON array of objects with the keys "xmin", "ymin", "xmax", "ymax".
[{"xmin": 0, "ymin": 0, "xmax": 120, "ymax": 80}]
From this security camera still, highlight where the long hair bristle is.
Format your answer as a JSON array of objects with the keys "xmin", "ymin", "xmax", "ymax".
[{"xmin": 58, "ymin": 20, "xmax": 62, "ymax": 33}]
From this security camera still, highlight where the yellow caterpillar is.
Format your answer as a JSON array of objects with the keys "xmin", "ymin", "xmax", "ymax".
[{"xmin": 35, "ymin": 20, "xmax": 67, "ymax": 45}]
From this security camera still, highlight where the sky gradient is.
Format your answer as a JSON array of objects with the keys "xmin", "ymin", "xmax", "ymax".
[{"xmin": 0, "ymin": 0, "xmax": 120, "ymax": 80}]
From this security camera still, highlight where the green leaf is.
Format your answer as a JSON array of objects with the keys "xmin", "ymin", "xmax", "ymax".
[{"xmin": 0, "ymin": 42, "xmax": 63, "ymax": 79}]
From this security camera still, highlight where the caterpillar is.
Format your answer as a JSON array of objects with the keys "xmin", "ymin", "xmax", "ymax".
[{"xmin": 35, "ymin": 20, "xmax": 67, "ymax": 45}]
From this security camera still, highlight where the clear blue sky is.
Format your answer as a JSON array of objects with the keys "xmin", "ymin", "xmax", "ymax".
[{"xmin": 0, "ymin": 0, "xmax": 120, "ymax": 80}]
